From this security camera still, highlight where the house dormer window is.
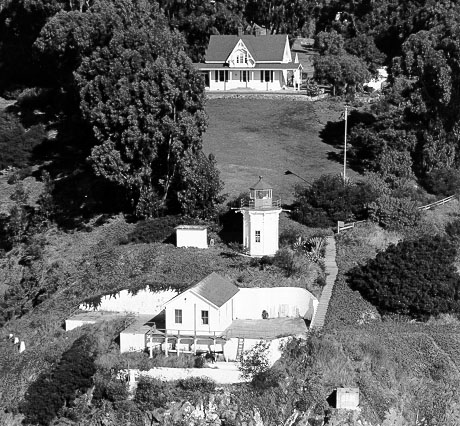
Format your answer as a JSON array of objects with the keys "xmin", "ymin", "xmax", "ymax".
[{"xmin": 236, "ymin": 50, "xmax": 248, "ymax": 64}]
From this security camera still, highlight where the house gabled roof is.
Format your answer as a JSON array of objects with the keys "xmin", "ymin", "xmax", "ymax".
[
  {"xmin": 164, "ymin": 272, "xmax": 240, "ymax": 309},
  {"xmin": 190, "ymin": 272, "xmax": 239, "ymax": 308},
  {"xmin": 205, "ymin": 34, "xmax": 288, "ymax": 63}
]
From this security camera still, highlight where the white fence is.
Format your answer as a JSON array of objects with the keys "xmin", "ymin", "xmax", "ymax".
[
  {"xmin": 417, "ymin": 195, "xmax": 456, "ymax": 211},
  {"xmin": 337, "ymin": 194, "xmax": 457, "ymax": 233},
  {"xmin": 337, "ymin": 220, "xmax": 366, "ymax": 234}
]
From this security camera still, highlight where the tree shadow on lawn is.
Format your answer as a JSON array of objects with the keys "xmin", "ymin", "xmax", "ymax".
[{"xmin": 320, "ymin": 110, "xmax": 376, "ymax": 171}]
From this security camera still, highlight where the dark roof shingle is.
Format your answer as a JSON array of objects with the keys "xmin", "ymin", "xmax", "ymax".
[
  {"xmin": 205, "ymin": 34, "xmax": 288, "ymax": 63},
  {"xmin": 191, "ymin": 272, "xmax": 239, "ymax": 307}
]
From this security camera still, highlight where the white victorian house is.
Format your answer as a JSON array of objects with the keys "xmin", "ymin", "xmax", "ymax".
[{"xmin": 195, "ymin": 34, "xmax": 302, "ymax": 91}]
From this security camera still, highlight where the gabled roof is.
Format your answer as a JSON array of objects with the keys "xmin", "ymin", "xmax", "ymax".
[
  {"xmin": 205, "ymin": 34, "xmax": 288, "ymax": 63},
  {"xmin": 190, "ymin": 272, "xmax": 239, "ymax": 308},
  {"xmin": 165, "ymin": 272, "xmax": 240, "ymax": 309}
]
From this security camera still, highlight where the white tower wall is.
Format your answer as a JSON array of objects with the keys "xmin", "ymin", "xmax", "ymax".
[{"xmin": 242, "ymin": 210, "xmax": 281, "ymax": 256}]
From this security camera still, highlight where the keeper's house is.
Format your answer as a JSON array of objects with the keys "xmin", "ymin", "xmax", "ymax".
[{"xmin": 195, "ymin": 34, "xmax": 302, "ymax": 91}]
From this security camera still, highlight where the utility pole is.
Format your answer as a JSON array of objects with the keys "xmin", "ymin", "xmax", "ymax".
[{"xmin": 343, "ymin": 105, "xmax": 349, "ymax": 181}]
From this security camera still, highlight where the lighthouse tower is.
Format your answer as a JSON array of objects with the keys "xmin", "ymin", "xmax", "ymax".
[{"xmin": 238, "ymin": 177, "xmax": 282, "ymax": 257}]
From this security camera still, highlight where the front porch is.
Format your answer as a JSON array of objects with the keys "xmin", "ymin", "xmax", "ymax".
[{"xmin": 196, "ymin": 65, "xmax": 302, "ymax": 92}]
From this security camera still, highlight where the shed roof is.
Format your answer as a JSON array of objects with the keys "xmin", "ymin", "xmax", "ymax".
[
  {"xmin": 191, "ymin": 272, "xmax": 240, "ymax": 308},
  {"xmin": 175, "ymin": 225, "xmax": 207, "ymax": 230},
  {"xmin": 205, "ymin": 34, "xmax": 288, "ymax": 63},
  {"xmin": 224, "ymin": 317, "xmax": 308, "ymax": 339}
]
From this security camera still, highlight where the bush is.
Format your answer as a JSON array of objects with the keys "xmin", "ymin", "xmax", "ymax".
[
  {"xmin": 134, "ymin": 377, "xmax": 173, "ymax": 409},
  {"xmin": 423, "ymin": 168, "xmax": 460, "ymax": 197},
  {"xmin": 177, "ymin": 377, "xmax": 216, "ymax": 393},
  {"xmin": 368, "ymin": 195, "xmax": 421, "ymax": 230},
  {"xmin": 239, "ymin": 341, "xmax": 271, "ymax": 381},
  {"xmin": 279, "ymin": 228, "xmax": 300, "ymax": 246},
  {"xmin": 104, "ymin": 379, "xmax": 129, "ymax": 402},
  {"xmin": 21, "ymin": 335, "xmax": 97, "ymax": 425},
  {"xmin": 325, "ymin": 274, "xmax": 381, "ymax": 329},
  {"xmin": 446, "ymin": 219, "xmax": 460, "ymax": 240},
  {"xmin": 0, "ymin": 111, "xmax": 46, "ymax": 169},
  {"xmin": 347, "ymin": 235, "xmax": 460, "ymax": 319},
  {"xmin": 292, "ymin": 175, "xmax": 378, "ymax": 227},
  {"xmin": 194, "ymin": 355, "xmax": 206, "ymax": 368},
  {"xmin": 274, "ymin": 247, "xmax": 296, "ymax": 276}
]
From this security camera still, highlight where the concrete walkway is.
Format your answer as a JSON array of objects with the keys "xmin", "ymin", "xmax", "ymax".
[{"xmin": 310, "ymin": 236, "xmax": 337, "ymax": 329}]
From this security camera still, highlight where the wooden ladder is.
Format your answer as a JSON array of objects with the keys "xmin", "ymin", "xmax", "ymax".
[{"xmin": 236, "ymin": 337, "xmax": 245, "ymax": 359}]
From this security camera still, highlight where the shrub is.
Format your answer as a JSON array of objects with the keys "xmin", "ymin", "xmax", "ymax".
[
  {"xmin": 21, "ymin": 335, "xmax": 97, "ymax": 425},
  {"xmin": 274, "ymin": 247, "xmax": 296, "ymax": 276},
  {"xmin": 446, "ymin": 219, "xmax": 460, "ymax": 240},
  {"xmin": 368, "ymin": 195, "xmax": 421, "ymax": 230},
  {"xmin": 134, "ymin": 377, "xmax": 173, "ymax": 409},
  {"xmin": 325, "ymin": 274, "xmax": 381, "ymax": 329},
  {"xmin": 347, "ymin": 235, "xmax": 460, "ymax": 319},
  {"xmin": 194, "ymin": 355, "xmax": 206, "ymax": 368},
  {"xmin": 239, "ymin": 341, "xmax": 271, "ymax": 381},
  {"xmin": 104, "ymin": 379, "xmax": 129, "ymax": 402},
  {"xmin": 292, "ymin": 174, "xmax": 378, "ymax": 227},
  {"xmin": 177, "ymin": 377, "xmax": 216, "ymax": 393},
  {"xmin": 423, "ymin": 168, "xmax": 460, "ymax": 197},
  {"xmin": 0, "ymin": 111, "xmax": 46, "ymax": 169},
  {"xmin": 126, "ymin": 216, "xmax": 182, "ymax": 244},
  {"xmin": 279, "ymin": 228, "xmax": 300, "ymax": 246}
]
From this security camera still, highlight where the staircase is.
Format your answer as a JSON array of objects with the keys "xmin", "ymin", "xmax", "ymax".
[
  {"xmin": 310, "ymin": 236, "xmax": 338, "ymax": 329},
  {"xmin": 236, "ymin": 337, "xmax": 245, "ymax": 359}
]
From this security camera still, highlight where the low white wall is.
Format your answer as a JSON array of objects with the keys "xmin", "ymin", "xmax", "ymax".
[
  {"xmin": 120, "ymin": 332, "xmax": 146, "ymax": 353},
  {"xmin": 176, "ymin": 228, "xmax": 208, "ymax": 249},
  {"xmin": 128, "ymin": 365, "xmax": 248, "ymax": 385},
  {"xmin": 223, "ymin": 337, "xmax": 290, "ymax": 363},
  {"xmin": 233, "ymin": 288, "xmax": 317, "ymax": 320},
  {"xmin": 65, "ymin": 319, "xmax": 96, "ymax": 331},
  {"xmin": 80, "ymin": 289, "xmax": 177, "ymax": 314}
]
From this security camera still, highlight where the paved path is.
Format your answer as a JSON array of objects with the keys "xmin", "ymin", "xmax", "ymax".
[{"xmin": 310, "ymin": 236, "xmax": 337, "ymax": 329}]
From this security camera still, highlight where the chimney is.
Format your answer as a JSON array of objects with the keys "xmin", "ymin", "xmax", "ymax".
[{"xmin": 238, "ymin": 25, "xmax": 243, "ymax": 37}]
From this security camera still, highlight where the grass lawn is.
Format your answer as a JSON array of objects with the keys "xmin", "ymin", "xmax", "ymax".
[{"xmin": 203, "ymin": 97, "xmax": 352, "ymax": 204}]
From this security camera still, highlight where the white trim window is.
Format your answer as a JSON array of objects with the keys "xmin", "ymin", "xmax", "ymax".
[
  {"xmin": 236, "ymin": 49, "xmax": 248, "ymax": 64},
  {"xmin": 201, "ymin": 310, "xmax": 209, "ymax": 325},
  {"xmin": 255, "ymin": 230, "xmax": 261, "ymax": 243},
  {"xmin": 175, "ymin": 309, "xmax": 182, "ymax": 324}
]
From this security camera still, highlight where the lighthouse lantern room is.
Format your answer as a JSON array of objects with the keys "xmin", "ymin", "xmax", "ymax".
[{"xmin": 238, "ymin": 177, "xmax": 282, "ymax": 257}]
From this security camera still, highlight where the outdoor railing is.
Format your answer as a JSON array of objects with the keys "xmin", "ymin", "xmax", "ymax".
[
  {"xmin": 337, "ymin": 194, "xmax": 457, "ymax": 233},
  {"xmin": 240, "ymin": 198, "xmax": 282, "ymax": 209},
  {"xmin": 337, "ymin": 220, "xmax": 366, "ymax": 234},
  {"xmin": 417, "ymin": 194, "xmax": 456, "ymax": 211}
]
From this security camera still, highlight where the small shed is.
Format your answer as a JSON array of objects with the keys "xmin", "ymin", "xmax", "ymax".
[
  {"xmin": 336, "ymin": 387, "xmax": 360, "ymax": 410},
  {"xmin": 176, "ymin": 225, "xmax": 208, "ymax": 249}
]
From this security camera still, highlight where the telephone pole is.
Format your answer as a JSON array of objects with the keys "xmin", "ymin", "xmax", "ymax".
[{"xmin": 343, "ymin": 105, "xmax": 349, "ymax": 181}]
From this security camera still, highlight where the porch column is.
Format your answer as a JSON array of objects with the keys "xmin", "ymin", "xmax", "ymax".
[{"xmin": 177, "ymin": 330, "xmax": 180, "ymax": 357}]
